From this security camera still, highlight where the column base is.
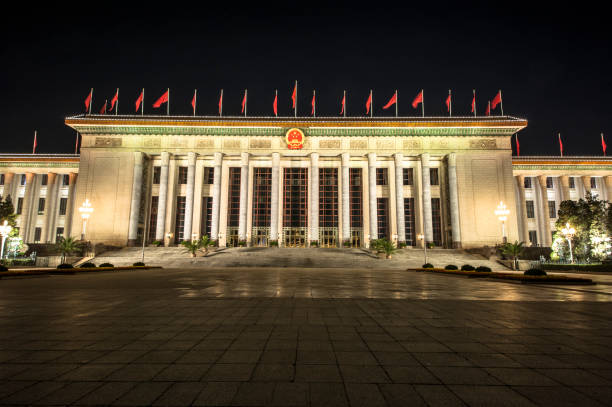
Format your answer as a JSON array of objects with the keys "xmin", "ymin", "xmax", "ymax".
[
  {"xmin": 127, "ymin": 239, "xmax": 138, "ymax": 247},
  {"xmin": 452, "ymin": 241, "xmax": 462, "ymax": 249}
]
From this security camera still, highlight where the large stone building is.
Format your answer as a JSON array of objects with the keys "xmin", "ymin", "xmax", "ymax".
[{"xmin": 2, "ymin": 114, "xmax": 610, "ymax": 250}]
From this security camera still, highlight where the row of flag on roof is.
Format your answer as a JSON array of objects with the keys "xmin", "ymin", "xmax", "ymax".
[
  {"xmin": 512, "ymin": 133, "xmax": 608, "ymax": 157},
  {"xmin": 82, "ymin": 83, "xmax": 505, "ymax": 117}
]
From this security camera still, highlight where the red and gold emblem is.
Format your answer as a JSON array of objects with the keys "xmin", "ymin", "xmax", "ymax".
[{"xmin": 285, "ymin": 128, "xmax": 305, "ymax": 150}]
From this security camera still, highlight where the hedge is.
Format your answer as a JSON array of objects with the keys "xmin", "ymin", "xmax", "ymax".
[{"xmin": 541, "ymin": 263, "xmax": 612, "ymax": 272}]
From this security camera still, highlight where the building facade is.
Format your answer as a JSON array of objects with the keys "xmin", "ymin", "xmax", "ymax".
[{"xmin": 7, "ymin": 115, "xmax": 607, "ymax": 250}]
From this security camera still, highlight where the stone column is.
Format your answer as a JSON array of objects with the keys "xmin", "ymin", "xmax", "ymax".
[
  {"xmin": 537, "ymin": 175, "xmax": 552, "ymax": 246},
  {"xmin": 341, "ymin": 153, "xmax": 350, "ymax": 243},
  {"xmin": 421, "ymin": 153, "xmax": 433, "ymax": 244},
  {"xmin": 127, "ymin": 152, "xmax": 144, "ymax": 246},
  {"xmin": 270, "ymin": 153, "xmax": 280, "ymax": 242},
  {"xmin": 368, "ymin": 153, "xmax": 378, "ymax": 241},
  {"xmin": 515, "ymin": 175, "xmax": 530, "ymax": 244},
  {"xmin": 3, "ymin": 172, "xmax": 14, "ymax": 199},
  {"xmin": 605, "ymin": 176, "xmax": 612, "ymax": 204},
  {"xmin": 559, "ymin": 175, "xmax": 571, "ymax": 202},
  {"xmin": 19, "ymin": 173, "xmax": 35, "ymax": 241},
  {"xmin": 310, "ymin": 153, "xmax": 320, "ymax": 243},
  {"xmin": 447, "ymin": 153, "xmax": 462, "ymax": 248},
  {"xmin": 183, "ymin": 152, "xmax": 197, "ymax": 241},
  {"xmin": 238, "ymin": 153, "xmax": 249, "ymax": 241},
  {"xmin": 155, "ymin": 152, "xmax": 170, "ymax": 241},
  {"xmin": 582, "ymin": 176, "xmax": 592, "ymax": 197},
  {"xmin": 394, "ymin": 153, "xmax": 406, "ymax": 244},
  {"xmin": 44, "ymin": 173, "xmax": 58, "ymax": 243},
  {"xmin": 210, "ymin": 152, "xmax": 223, "ymax": 241},
  {"xmin": 65, "ymin": 173, "xmax": 77, "ymax": 238}
]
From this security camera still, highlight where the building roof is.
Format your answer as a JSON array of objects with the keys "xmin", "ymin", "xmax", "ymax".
[{"xmin": 0, "ymin": 154, "xmax": 80, "ymax": 169}]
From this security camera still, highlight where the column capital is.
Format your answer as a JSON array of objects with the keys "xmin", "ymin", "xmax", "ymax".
[
  {"xmin": 420, "ymin": 152, "xmax": 430, "ymax": 165},
  {"xmin": 394, "ymin": 153, "xmax": 403, "ymax": 166},
  {"xmin": 213, "ymin": 152, "xmax": 223, "ymax": 166},
  {"xmin": 187, "ymin": 151, "xmax": 197, "ymax": 166},
  {"xmin": 161, "ymin": 151, "xmax": 170, "ymax": 166},
  {"xmin": 341, "ymin": 152, "xmax": 350, "ymax": 167},
  {"xmin": 310, "ymin": 152, "xmax": 320, "ymax": 161},
  {"xmin": 447, "ymin": 152, "xmax": 457, "ymax": 167},
  {"xmin": 272, "ymin": 152, "xmax": 280, "ymax": 164},
  {"xmin": 367, "ymin": 152, "xmax": 377, "ymax": 167},
  {"xmin": 240, "ymin": 152, "xmax": 249, "ymax": 166},
  {"xmin": 134, "ymin": 151, "xmax": 144, "ymax": 166}
]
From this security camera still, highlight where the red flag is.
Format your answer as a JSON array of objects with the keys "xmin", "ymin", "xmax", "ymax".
[
  {"xmin": 602, "ymin": 134, "xmax": 607, "ymax": 156},
  {"xmin": 382, "ymin": 92, "xmax": 397, "ymax": 109},
  {"xmin": 110, "ymin": 89, "xmax": 118, "ymax": 112},
  {"xmin": 153, "ymin": 90, "xmax": 169, "ymax": 108},
  {"xmin": 311, "ymin": 91, "xmax": 316, "ymax": 116},
  {"xmin": 84, "ymin": 89, "xmax": 92, "ymax": 112},
  {"xmin": 515, "ymin": 134, "xmax": 520, "ymax": 156},
  {"xmin": 411, "ymin": 90, "xmax": 423, "ymax": 109},
  {"xmin": 471, "ymin": 92, "xmax": 476, "ymax": 113},
  {"xmin": 559, "ymin": 134, "xmax": 563, "ymax": 156},
  {"xmin": 218, "ymin": 90, "xmax": 223, "ymax": 115},
  {"xmin": 485, "ymin": 101, "xmax": 491, "ymax": 116},
  {"xmin": 241, "ymin": 90, "xmax": 247, "ymax": 114},
  {"xmin": 340, "ymin": 92, "xmax": 346, "ymax": 115},
  {"xmin": 491, "ymin": 90, "xmax": 502, "ymax": 110},
  {"xmin": 291, "ymin": 82, "xmax": 297, "ymax": 109},
  {"xmin": 273, "ymin": 92, "xmax": 278, "ymax": 116},
  {"xmin": 135, "ymin": 89, "xmax": 143, "ymax": 112},
  {"xmin": 33, "ymin": 131, "xmax": 37, "ymax": 154},
  {"xmin": 445, "ymin": 93, "xmax": 451, "ymax": 112},
  {"xmin": 99, "ymin": 100, "xmax": 107, "ymax": 114},
  {"xmin": 191, "ymin": 90, "xmax": 197, "ymax": 113},
  {"xmin": 365, "ymin": 91, "xmax": 372, "ymax": 115}
]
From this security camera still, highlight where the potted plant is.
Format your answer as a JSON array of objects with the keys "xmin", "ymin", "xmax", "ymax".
[
  {"xmin": 151, "ymin": 240, "xmax": 162, "ymax": 247},
  {"xmin": 238, "ymin": 240, "xmax": 247, "ymax": 247},
  {"xmin": 309, "ymin": 240, "xmax": 319, "ymax": 248},
  {"xmin": 181, "ymin": 239, "xmax": 202, "ymax": 257},
  {"xmin": 199, "ymin": 235, "xmax": 213, "ymax": 257},
  {"xmin": 342, "ymin": 240, "xmax": 352, "ymax": 248},
  {"xmin": 269, "ymin": 240, "xmax": 279, "ymax": 247},
  {"xmin": 501, "ymin": 241, "xmax": 525, "ymax": 270},
  {"xmin": 378, "ymin": 238, "xmax": 397, "ymax": 259}
]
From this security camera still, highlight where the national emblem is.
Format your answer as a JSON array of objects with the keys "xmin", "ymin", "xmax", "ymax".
[{"xmin": 285, "ymin": 128, "xmax": 305, "ymax": 150}]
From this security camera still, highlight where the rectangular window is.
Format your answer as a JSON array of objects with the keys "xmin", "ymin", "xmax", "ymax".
[
  {"xmin": 21, "ymin": 174, "xmax": 26, "ymax": 185},
  {"xmin": 55, "ymin": 227, "xmax": 64, "ymax": 242},
  {"xmin": 591, "ymin": 177, "xmax": 597, "ymax": 189},
  {"xmin": 376, "ymin": 198, "xmax": 389, "ymax": 239},
  {"xmin": 283, "ymin": 168, "xmax": 308, "ymax": 228},
  {"xmin": 528, "ymin": 230, "xmax": 538, "ymax": 246},
  {"xmin": 526, "ymin": 200, "xmax": 535, "ymax": 218},
  {"xmin": 178, "ymin": 166, "xmax": 188, "ymax": 184},
  {"xmin": 62, "ymin": 174, "xmax": 70, "ymax": 186},
  {"xmin": 204, "ymin": 167, "xmax": 215, "ymax": 184},
  {"xmin": 319, "ymin": 168, "xmax": 338, "ymax": 228},
  {"xmin": 569, "ymin": 177, "xmax": 575, "ymax": 189},
  {"xmin": 41, "ymin": 174, "xmax": 48, "ymax": 186},
  {"xmin": 402, "ymin": 168, "xmax": 413, "ymax": 186},
  {"xmin": 375, "ymin": 168, "xmax": 388, "ymax": 186},
  {"xmin": 252, "ymin": 168, "xmax": 272, "ymax": 228},
  {"xmin": 38, "ymin": 197, "xmax": 45, "ymax": 214},
  {"xmin": 201, "ymin": 197, "xmax": 213, "ymax": 238},
  {"xmin": 546, "ymin": 177, "xmax": 553, "ymax": 189},
  {"xmin": 349, "ymin": 168, "xmax": 363, "ymax": 228},
  {"xmin": 174, "ymin": 196, "xmax": 186, "ymax": 242},
  {"xmin": 430, "ymin": 168, "xmax": 439, "ymax": 186},
  {"xmin": 34, "ymin": 227, "xmax": 42, "ymax": 242},
  {"xmin": 152, "ymin": 166, "xmax": 161, "ymax": 184},
  {"xmin": 404, "ymin": 197, "xmax": 416, "ymax": 246},
  {"xmin": 524, "ymin": 177, "xmax": 532, "ymax": 189},
  {"xmin": 148, "ymin": 196, "xmax": 158, "ymax": 241},
  {"xmin": 227, "ymin": 168, "xmax": 241, "ymax": 228},
  {"xmin": 548, "ymin": 201, "xmax": 556, "ymax": 218},
  {"xmin": 431, "ymin": 198, "xmax": 442, "ymax": 246},
  {"xmin": 59, "ymin": 197, "xmax": 68, "ymax": 215},
  {"xmin": 0, "ymin": 174, "xmax": 4, "ymax": 185},
  {"xmin": 16, "ymin": 197, "xmax": 23, "ymax": 214}
]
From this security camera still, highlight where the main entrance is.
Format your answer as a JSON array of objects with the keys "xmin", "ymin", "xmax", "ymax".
[{"xmin": 282, "ymin": 167, "xmax": 308, "ymax": 247}]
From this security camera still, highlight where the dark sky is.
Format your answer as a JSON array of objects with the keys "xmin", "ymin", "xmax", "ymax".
[{"xmin": 1, "ymin": 4, "xmax": 610, "ymax": 156}]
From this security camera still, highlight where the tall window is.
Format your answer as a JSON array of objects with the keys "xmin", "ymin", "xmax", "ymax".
[
  {"xmin": 546, "ymin": 177, "xmax": 553, "ymax": 188},
  {"xmin": 404, "ymin": 197, "xmax": 416, "ymax": 246},
  {"xmin": 55, "ymin": 227, "xmax": 64, "ymax": 242},
  {"xmin": 349, "ymin": 168, "xmax": 362, "ymax": 228},
  {"xmin": 591, "ymin": 177, "xmax": 597, "ymax": 189},
  {"xmin": 34, "ymin": 227, "xmax": 42, "ymax": 242},
  {"xmin": 283, "ymin": 168, "xmax": 308, "ymax": 228},
  {"xmin": 524, "ymin": 177, "xmax": 532, "ymax": 188},
  {"xmin": 431, "ymin": 198, "xmax": 442, "ymax": 246},
  {"xmin": 403, "ymin": 168, "xmax": 413, "ymax": 186},
  {"xmin": 152, "ymin": 167, "xmax": 161, "ymax": 184},
  {"xmin": 375, "ymin": 168, "xmax": 388, "ymax": 185},
  {"xmin": 528, "ymin": 230, "xmax": 538, "ymax": 246},
  {"xmin": 252, "ymin": 168, "xmax": 272, "ymax": 227},
  {"xmin": 38, "ymin": 198, "xmax": 45, "ymax": 214},
  {"xmin": 58, "ymin": 197, "xmax": 68, "ymax": 215},
  {"xmin": 227, "ymin": 168, "xmax": 241, "ymax": 228},
  {"xmin": 148, "ymin": 196, "xmax": 159, "ymax": 241},
  {"xmin": 41, "ymin": 174, "xmax": 48, "ymax": 186},
  {"xmin": 569, "ymin": 177, "xmax": 575, "ymax": 189},
  {"xmin": 526, "ymin": 200, "xmax": 535, "ymax": 218},
  {"xmin": 16, "ymin": 197, "xmax": 23, "ymax": 214},
  {"xmin": 376, "ymin": 198, "xmax": 389, "ymax": 239},
  {"xmin": 204, "ymin": 167, "xmax": 215, "ymax": 184},
  {"xmin": 548, "ymin": 201, "xmax": 557, "ymax": 218},
  {"xmin": 174, "ymin": 196, "xmax": 186, "ymax": 242},
  {"xmin": 0, "ymin": 174, "xmax": 4, "ymax": 185},
  {"xmin": 430, "ymin": 168, "xmax": 439, "ymax": 186},
  {"xmin": 62, "ymin": 174, "xmax": 70, "ymax": 186},
  {"xmin": 178, "ymin": 167, "xmax": 188, "ymax": 184},
  {"xmin": 20, "ymin": 175, "xmax": 26, "ymax": 185},
  {"xmin": 319, "ymin": 168, "xmax": 338, "ymax": 228},
  {"xmin": 201, "ymin": 197, "xmax": 213, "ymax": 238}
]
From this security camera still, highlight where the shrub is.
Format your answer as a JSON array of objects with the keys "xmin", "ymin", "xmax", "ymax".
[
  {"xmin": 310, "ymin": 240, "xmax": 319, "ymax": 247},
  {"xmin": 152, "ymin": 240, "xmax": 162, "ymax": 247},
  {"xmin": 524, "ymin": 268, "xmax": 547, "ymax": 276},
  {"xmin": 79, "ymin": 262, "xmax": 96, "ymax": 268},
  {"xmin": 99, "ymin": 263, "xmax": 114, "ymax": 268},
  {"xmin": 342, "ymin": 240, "xmax": 352, "ymax": 248},
  {"xmin": 444, "ymin": 264, "xmax": 458, "ymax": 270},
  {"xmin": 398, "ymin": 241, "xmax": 407, "ymax": 249},
  {"xmin": 427, "ymin": 242, "xmax": 435, "ymax": 249},
  {"xmin": 238, "ymin": 240, "xmax": 247, "ymax": 247},
  {"xmin": 422, "ymin": 263, "xmax": 434, "ymax": 268},
  {"xmin": 461, "ymin": 264, "xmax": 476, "ymax": 271},
  {"xmin": 476, "ymin": 266, "xmax": 492, "ymax": 272},
  {"xmin": 0, "ymin": 264, "xmax": 8, "ymax": 272},
  {"xmin": 57, "ymin": 263, "xmax": 74, "ymax": 269},
  {"xmin": 269, "ymin": 240, "xmax": 279, "ymax": 247},
  {"xmin": 133, "ymin": 262, "xmax": 145, "ymax": 266}
]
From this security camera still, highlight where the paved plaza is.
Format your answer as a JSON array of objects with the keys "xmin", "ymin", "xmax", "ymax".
[{"xmin": 1, "ymin": 267, "xmax": 611, "ymax": 406}]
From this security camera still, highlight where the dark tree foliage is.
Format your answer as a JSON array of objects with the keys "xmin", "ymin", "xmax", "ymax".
[{"xmin": 0, "ymin": 195, "xmax": 17, "ymax": 236}]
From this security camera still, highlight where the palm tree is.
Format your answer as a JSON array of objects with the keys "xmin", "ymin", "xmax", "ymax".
[
  {"xmin": 378, "ymin": 238, "xmax": 397, "ymax": 259},
  {"xmin": 181, "ymin": 235, "xmax": 214, "ymax": 258},
  {"xmin": 199, "ymin": 235, "xmax": 213, "ymax": 257},
  {"xmin": 501, "ymin": 241, "xmax": 525, "ymax": 270},
  {"xmin": 55, "ymin": 237, "xmax": 82, "ymax": 264}
]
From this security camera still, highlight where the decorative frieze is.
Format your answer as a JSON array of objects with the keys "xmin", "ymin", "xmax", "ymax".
[
  {"xmin": 376, "ymin": 139, "xmax": 395, "ymax": 149},
  {"xmin": 350, "ymin": 140, "xmax": 367, "ymax": 149},
  {"xmin": 223, "ymin": 140, "xmax": 241, "ymax": 149},
  {"xmin": 319, "ymin": 140, "xmax": 341, "ymax": 149},
  {"xmin": 95, "ymin": 137, "xmax": 122, "ymax": 147},
  {"xmin": 403, "ymin": 140, "xmax": 422, "ymax": 149},
  {"xmin": 196, "ymin": 139, "xmax": 215, "ymax": 148},
  {"xmin": 143, "ymin": 138, "xmax": 161, "ymax": 148},
  {"xmin": 470, "ymin": 139, "xmax": 497, "ymax": 149},
  {"xmin": 249, "ymin": 139, "xmax": 272, "ymax": 149}
]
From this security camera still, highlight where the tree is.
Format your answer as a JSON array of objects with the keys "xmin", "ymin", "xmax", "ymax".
[
  {"xmin": 0, "ymin": 196, "xmax": 17, "ymax": 236},
  {"xmin": 377, "ymin": 238, "xmax": 397, "ymax": 259},
  {"xmin": 181, "ymin": 236, "xmax": 213, "ymax": 258},
  {"xmin": 55, "ymin": 237, "xmax": 83, "ymax": 264},
  {"xmin": 501, "ymin": 241, "xmax": 525, "ymax": 269}
]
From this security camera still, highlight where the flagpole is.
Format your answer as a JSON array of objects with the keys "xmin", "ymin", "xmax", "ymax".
[
  {"xmin": 167, "ymin": 88, "xmax": 170, "ymax": 116},
  {"xmin": 141, "ymin": 89, "xmax": 144, "ymax": 115},
  {"xmin": 473, "ymin": 89, "xmax": 476, "ymax": 117},
  {"xmin": 421, "ymin": 89, "xmax": 424, "ymax": 117},
  {"xmin": 343, "ymin": 90, "xmax": 346, "ymax": 118},
  {"xmin": 193, "ymin": 89, "xmax": 197, "ymax": 116},
  {"xmin": 75, "ymin": 132, "xmax": 79, "ymax": 154},
  {"xmin": 603, "ymin": 133, "xmax": 606, "ymax": 156},
  {"xmin": 559, "ymin": 133, "xmax": 563, "ymax": 157},
  {"xmin": 220, "ymin": 89, "xmax": 223, "ymax": 117},
  {"xmin": 89, "ymin": 88, "xmax": 93, "ymax": 115},
  {"xmin": 116, "ymin": 88, "xmax": 119, "ymax": 115},
  {"xmin": 449, "ymin": 89, "xmax": 452, "ymax": 117},
  {"xmin": 245, "ymin": 89, "xmax": 248, "ymax": 117},
  {"xmin": 499, "ymin": 90, "xmax": 504, "ymax": 116},
  {"xmin": 275, "ymin": 89, "xmax": 278, "ymax": 117},
  {"xmin": 295, "ymin": 80, "xmax": 298, "ymax": 118},
  {"xmin": 370, "ymin": 90, "xmax": 373, "ymax": 118},
  {"xmin": 313, "ymin": 90, "xmax": 316, "ymax": 117},
  {"xmin": 33, "ymin": 130, "xmax": 37, "ymax": 154},
  {"xmin": 395, "ymin": 90, "xmax": 398, "ymax": 118}
]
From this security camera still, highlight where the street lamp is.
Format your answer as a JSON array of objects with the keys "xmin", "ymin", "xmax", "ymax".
[
  {"xmin": 495, "ymin": 201, "xmax": 510, "ymax": 244},
  {"xmin": 78, "ymin": 199, "xmax": 93, "ymax": 240},
  {"xmin": 0, "ymin": 220, "xmax": 13, "ymax": 260},
  {"xmin": 417, "ymin": 233, "xmax": 427, "ymax": 264},
  {"xmin": 561, "ymin": 222, "xmax": 576, "ymax": 263}
]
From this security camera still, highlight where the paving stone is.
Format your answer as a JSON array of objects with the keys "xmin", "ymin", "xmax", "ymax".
[
  {"xmin": 449, "ymin": 385, "xmax": 537, "ymax": 407},
  {"xmin": 339, "ymin": 365, "xmax": 390, "ymax": 383},
  {"xmin": 252, "ymin": 363, "xmax": 295, "ymax": 381},
  {"xmin": 413, "ymin": 384, "xmax": 466, "ymax": 406},
  {"xmin": 272, "ymin": 382, "xmax": 308, "ymax": 406},
  {"xmin": 231, "ymin": 382, "xmax": 275, "ymax": 406},
  {"xmin": 536, "ymin": 368, "xmax": 612, "ymax": 386},
  {"xmin": 33, "ymin": 381, "xmax": 103, "ymax": 405},
  {"xmin": 152, "ymin": 382, "xmax": 207, "ymax": 406},
  {"xmin": 462, "ymin": 353, "xmax": 523, "ymax": 368},
  {"xmin": 259, "ymin": 350, "xmax": 296, "ymax": 363},
  {"xmin": 13, "ymin": 363, "xmax": 79, "ymax": 380},
  {"xmin": 309, "ymin": 383, "xmax": 348, "ymax": 407},
  {"xmin": 58, "ymin": 363, "xmax": 124, "ymax": 381},
  {"xmin": 107, "ymin": 364, "xmax": 167, "ymax": 381},
  {"xmin": 203, "ymin": 363, "xmax": 255, "ymax": 381},
  {"xmin": 335, "ymin": 351, "xmax": 379, "ymax": 365},
  {"xmin": 384, "ymin": 366, "xmax": 440, "ymax": 384},
  {"xmin": 413, "ymin": 352, "xmax": 473, "ymax": 367},
  {"xmin": 345, "ymin": 383, "xmax": 387, "ymax": 407},
  {"xmin": 176, "ymin": 349, "xmax": 224, "ymax": 363},
  {"xmin": 513, "ymin": 385, "xmax": 604, "ymax": 407},
  {"xmin": 297, "ymin": 350, "xmax": 337, "ymax": 364},
  {"xmin": 112, "ymin": 381, "xmax": 172, "ymax": 405},
  {"xmin": 0, "ymin": 381, "xmax": 66, "ymax": 405},
  {"xmin": 401, "ymin": 341, "xmax": 452, "ymax": 352},
  {"xmin": 153, "ymin": 363, "xmax": 210, "ymax": 381},
  {"xmin": 428, "ymin": 367, "xmax": 501, "ymax": 385},
  {"xmin": 218, "ymin": 350, "xmax": 262, "ymax": 364},
  {"xmin": 193, "ymin": 382, "xmax": 240, "ymax": 406},
  {"xmin": 295, "ymin": 364, "xmax": 342, "ymax": 382}
]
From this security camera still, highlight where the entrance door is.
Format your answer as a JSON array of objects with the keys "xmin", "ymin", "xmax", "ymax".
[{"xmin": 283, "ymin": 168, "xmax": 308, "ymax": 247}]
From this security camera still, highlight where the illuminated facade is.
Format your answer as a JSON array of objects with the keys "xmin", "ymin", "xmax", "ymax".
[{"xmin": 10, "ymin": 114, "xmax": 604, "ymax": 250}]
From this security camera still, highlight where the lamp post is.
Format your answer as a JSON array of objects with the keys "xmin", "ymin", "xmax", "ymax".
[
  {"xmin": 494, "ymin": 201, "xmax": 510, "ymax": 244},
  {"xmin": 417, "ymin": 233, "xmax": 427, "ymax": 265},
  {"xmin": 78, "ymin": 199, "xmax": 93, "ymax": 240},
  {"xmin": 0, "ymin": 220, "xmax": 13, "ymax": 260},
  {"xmin": 561, "ymin": 222, "xmax": 576, "ymax": 263}
]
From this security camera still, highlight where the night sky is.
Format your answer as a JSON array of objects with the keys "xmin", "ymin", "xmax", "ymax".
[{"xmin": 1, "ymin": 5, "xmax": 609, "ymax": 156}]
